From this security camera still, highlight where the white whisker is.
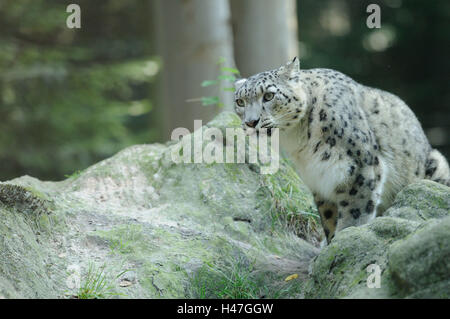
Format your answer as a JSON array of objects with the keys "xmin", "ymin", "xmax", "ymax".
[{"xmin": 272, "ymin": 110, "xmax": 299, "ymax": 122}]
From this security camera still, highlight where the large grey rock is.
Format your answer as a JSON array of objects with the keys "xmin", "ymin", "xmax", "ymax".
[
  {"xmin": 384, "ymin": 180, "xmax": 450, "ymax": 221},
  {"xmin": 1, "ymin": 112, "xmax": 449, "ymax": 299},
  {"xmin": 388, "ymin": 216, "xmax": 450, "ymax": 298},
  {"xmin": 0, "ymin": 112, "xmax": 320, "ymax": 299},
  {"xmin": 304, "ymin": 181, "xmax": 450, "ymax": 299}
]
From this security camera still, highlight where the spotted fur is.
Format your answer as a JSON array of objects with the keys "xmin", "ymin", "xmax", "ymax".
[{"xmin": 235, "ymin": 58, "xmax": 450, "ymax": 244}]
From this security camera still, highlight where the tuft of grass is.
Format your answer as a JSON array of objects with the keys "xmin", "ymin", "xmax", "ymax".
[
  {"xmin": 188, "ymin": 256, "xmax": 304, "ymax": 299},
  {"xmin": 76, "ymin": 263, "xmax": 128, "ymax": 299},
  {"xmin": 64, "ymin": 170, "xmax": 83, "ymax": 179},
  {"xmin": 214, "ymin": 262, "xmax": 258, "ymax": 299},
  {"xmin": 188, "ymin": 257, "xmax": 259, "ymax": 299},
  {"xmin": 261, "ymin": 158, "xmax": 321, "ymax": 242}
]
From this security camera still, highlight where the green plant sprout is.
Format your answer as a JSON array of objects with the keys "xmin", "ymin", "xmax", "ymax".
[
  {"xmin": 199, "ymin": 57, "xmax": 241, "ymax": 108},
  {"xmin": 64, "ymin": 170, "xmax": 83, "ymax": 179}
]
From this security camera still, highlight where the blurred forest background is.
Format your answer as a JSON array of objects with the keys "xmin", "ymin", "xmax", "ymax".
[{"xmin": 0, "ymin": 0, "xmax": 448, "ymax": 181}]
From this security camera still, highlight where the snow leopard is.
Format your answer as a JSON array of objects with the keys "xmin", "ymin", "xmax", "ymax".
[{"xmin": 234, "ymin": 57, "xmax": 450, "ymax": 244}]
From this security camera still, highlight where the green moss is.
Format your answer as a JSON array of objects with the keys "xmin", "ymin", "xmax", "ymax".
[
  {"xmin": 388, "ymin": 216, "xmax": 450, "ymax": 297},
  {"xmin": 206, "ymin": 111, "xmax": 242, "ymax": 129},
  {"xmin": 305, "ymin": 226, "xmax": 388, "ymax": 298},
  {"xmin": 385, "ymin": 181, "xmax": 450, "ymax": 221},
  {"xmin": 367, "ymin": 217, "xmax": 420, "ymax": 241},
  {"xmin": 140, "ymin": 262, "xmax": 187, "ymax": 298},
  {"xmin": 96, "ymin": 224, "xmax": 144, "ymax": 255}
]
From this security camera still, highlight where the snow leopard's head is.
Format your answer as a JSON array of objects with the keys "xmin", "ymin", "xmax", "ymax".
[{"xmin": 234, "ymin": 57, "xmax": 308, "ymax": 133}]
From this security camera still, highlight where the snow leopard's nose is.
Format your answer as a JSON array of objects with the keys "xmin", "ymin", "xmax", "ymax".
[{"xmin": 245, "ymin": 118, "xmax": 259, "ymax": 128}]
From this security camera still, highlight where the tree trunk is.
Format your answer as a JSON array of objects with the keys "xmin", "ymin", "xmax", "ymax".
[
  {"xmin": 230, "ymin": 0, "xmax": 299, "ymax": 77},
  {"xmin": 153, "ymin": 0, "xmax": 236, "ymax": 139}
]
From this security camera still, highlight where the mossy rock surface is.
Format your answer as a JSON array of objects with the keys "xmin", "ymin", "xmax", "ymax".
[
  {"xmin": 388, "ymin": 216, "xmax": 450, "ymax": 298},
  {"xmin": 1, "ymin": 112, "xmax": 449, "ymax": 299},
  {"xmin": 304, "ymin": 181, "xmax": 450, "ymax": 299},
  {"xmin": 384, "ymin": 180, "xmax": 450, "ymax": 221},
  {"xmin": 0, "ymin": 112, "xmax": 319, "ymax": 299}
]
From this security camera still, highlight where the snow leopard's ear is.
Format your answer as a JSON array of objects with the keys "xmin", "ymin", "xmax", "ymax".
[
  {"xmin": 278, "ymin": 57, "xmax": 300, "ymax": 77},
  {"xmin": 234, "ymin": 78, "xmax": 247, "ymax": 91}
]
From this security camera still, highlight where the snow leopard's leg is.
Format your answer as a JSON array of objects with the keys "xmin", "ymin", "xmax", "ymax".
[
  {"xmin": 314, "ymin": 194, "xmax": 338, "ymax": 244},
  {"xmin": 334, "ymin": 166, "xmax": 383, "ymax": 235},
  {"xmin": 425, "ymin": 149, "xmax": 450, "ymax": 187}
]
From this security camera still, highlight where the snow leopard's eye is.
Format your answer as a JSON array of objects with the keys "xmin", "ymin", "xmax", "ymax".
[
  {"xmin": 263, "ymin": 92, "xmax": 274, "ymax": 102},
  {"xmin": 236, "ymin": 99, "xmax": 245, "ymax": 107}
]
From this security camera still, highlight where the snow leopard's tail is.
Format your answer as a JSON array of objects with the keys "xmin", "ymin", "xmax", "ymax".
[{"xmin": 424, "ymin": 149, "xmax": 450, "ymax": 187}]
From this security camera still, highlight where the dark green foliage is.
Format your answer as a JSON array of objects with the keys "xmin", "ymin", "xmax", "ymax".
[
  {"xmin": 200, "ymin": 58, "xmax": 240, "ymax": 108},
  {"xmin": 1, "ymin": 0, "xmax": 448, "ymax": 181},
  {"xmin": 0, "ymin": 0, "xmax": 158, "ymax": 181},
  {"xmin": 300, "ymin": 0, "xmax": 450, "ymax": 159}
]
